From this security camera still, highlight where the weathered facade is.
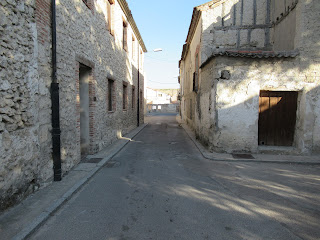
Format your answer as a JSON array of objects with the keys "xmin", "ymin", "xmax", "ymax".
[
  {"xmin": 179, "ymin": 0, "xmax": 320, "ymax": 154},
  {"xmin": 0, "ymin": 0, "xmax": 146, "ymax": 210}
]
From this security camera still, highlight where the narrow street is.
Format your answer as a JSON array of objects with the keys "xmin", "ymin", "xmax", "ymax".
[{"xmin": 29, "ymin": 114, "xmax": 320, "ymax": 240}]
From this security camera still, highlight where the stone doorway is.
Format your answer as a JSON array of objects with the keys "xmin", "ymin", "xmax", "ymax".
[{"xmin": 79, "ymin": 64, "xmax": 91, "ymax": 158}]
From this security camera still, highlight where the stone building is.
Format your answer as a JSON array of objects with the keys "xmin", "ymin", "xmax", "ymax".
[
  {"xmin": 0, "ymin": 0, "xmax": 146, "ymax": 210},
  {"xmin": 179, "ymin": 0, "xmax": 320, "ymax": 154}
]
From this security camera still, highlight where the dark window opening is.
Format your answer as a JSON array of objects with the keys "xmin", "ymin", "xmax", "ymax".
[
  {"xmin": 123, "ymin": 83, "xmax": 128, "ymax": 110},
  {"xmin": 193, "ymin": 53, "xmax": 199, "ymax": 92},
  {"xmin": 108, "ymin": 79, "xmax": 115, "ymax": 112},
  {"xmin": 140, "ymin": 90, "xmax": 143, "ymax": 109},
  {"xmin": 82, "ymin": 0, "xmax": 93, "ymax": 10},
  {"xmin": 132, "ymin": 86, "xmax": 135, "ymax": 109},
  {"xmin": 107, "ymin": 0, "xmax": 114, "ymax": 35},
  {"xmin": 192, "ymin": 72, "xmax": 198, "ymax": 92},
  {"xmin": 132, "ymin": 36, "xmax": 136, "ymax": 60},
  {"xmin": 123, "ymin": 21, "xmax": 128, "ymax": 51}
]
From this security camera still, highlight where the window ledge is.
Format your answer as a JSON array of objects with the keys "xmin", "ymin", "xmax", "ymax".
[{"xmin": 82, "ymin": 0, "xmax": 93, "ymax": 10}]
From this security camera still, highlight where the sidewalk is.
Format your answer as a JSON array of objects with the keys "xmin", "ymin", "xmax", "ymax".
[
  {"xmin": 177, "ymin": 115, "xmax": 320, "ymax": 165},
  {"xmin": 0, "ymin": 124, "xmax": 148, "ymax": 240}
]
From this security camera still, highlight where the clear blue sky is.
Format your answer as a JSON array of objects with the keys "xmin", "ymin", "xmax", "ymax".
[{"xmin": 126, "ymin": 0, "xmax": 207, "ymax": 89}]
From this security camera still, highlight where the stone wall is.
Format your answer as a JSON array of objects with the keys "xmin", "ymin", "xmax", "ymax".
[
  {"xmin": 0, "ymin": 0, "xmax": 53, "ymax": 211},
  {"xmin": 55, "ymin": 0, "xmax": 145, "ymax": 170},
  {"xmin": 0, "ymin": 0, "xmax": 146, "ymax": 211}
]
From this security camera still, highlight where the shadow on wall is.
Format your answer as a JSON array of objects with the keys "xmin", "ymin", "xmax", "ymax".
[
  {"xmin": 195, "ymin": 0, "xmax": 320, "ymax": 153},
  {"xmin": 0, "ymin": 0, "xmax": 146, "ymax": 211},
  {"xmin": 206, "ymin": 81, "xmax": 320, "ymax": 153},
  {"xmin": 56, "ymin": 0, "xmax": 145, "ymax": 168},
  {"xmin": 201, "ymin": 0, "xmax": 320, "ymax": 66}
]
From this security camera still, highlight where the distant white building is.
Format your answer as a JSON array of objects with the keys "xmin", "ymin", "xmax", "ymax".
[{"xmin": 145, "ymin": 88, "xmax": 178, "ymax": 113}]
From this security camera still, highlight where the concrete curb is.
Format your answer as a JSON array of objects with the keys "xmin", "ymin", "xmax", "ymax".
[
  {"xmin": 178, "ymin": 116, "xmax": 320, "ymax": 165},
  {"xmin": 12, "ymin": 123, "xmax": 148, "ymax": 240}
]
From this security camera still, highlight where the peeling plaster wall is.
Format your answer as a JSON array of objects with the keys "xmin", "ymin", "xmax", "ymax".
[
  {"xmin": 201, "ymin": 56, "xmax": 320, "ymax": 154},
  {"xmin": 201, "ymin": 0, "xmax": 272, "ymax": 64},
  {"xmin": 197, "ymin": 1, "xmax": 320, "ymax": 154},
  {"xmin": 272, "ymin": 0, "xmax": 298, "ymax": 51},
  {"xmin": 181, "ymin": 0, "xmax": 320, "ymax": 154}
]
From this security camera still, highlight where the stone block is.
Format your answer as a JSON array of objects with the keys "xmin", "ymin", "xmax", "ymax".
[
  {"xmin": 6, "ymin": 123, "xmax": 18, "ymax": 131},
  {"xmin": 243, "ymin": 0, "xmax": 254, "ymax": 25},
  {"xmin": 4, "ymin": 98, "xmax": 15, "ymax": 107},
  {"xmin": 0, "ymin": 107, "xmax": 15, "ymax": 116},
  {"xmin": 250, "ymin": 29, "xmax": 265, "ymax": 48},
  {"xmin": 256, "ymin": 0, "xmax": 267, "ymax": 25},
  {"xmin": 0, "ymin": 80, "xmax": 11, "ymax": 90}
]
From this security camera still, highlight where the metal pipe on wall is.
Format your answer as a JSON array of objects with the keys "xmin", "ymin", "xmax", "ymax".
[
  {"xmin": 51, "ymin": 0, "xmax": 62, "ymax": 181},
  {"xmin": 137, "ymin": 46, "xmax": 140, "ymax": 127}
]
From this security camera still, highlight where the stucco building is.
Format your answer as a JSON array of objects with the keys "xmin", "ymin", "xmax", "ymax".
[
  {"xmin": 179, "ymin": 0, "xmax": 320, "ymax": 154},
  {"xmin": 0, "ymin": 0, "xmax": 146, "ymax": 210},
  {"xmin": 145, "ymin": 88, "xmax": 179, "ymax": 113}
]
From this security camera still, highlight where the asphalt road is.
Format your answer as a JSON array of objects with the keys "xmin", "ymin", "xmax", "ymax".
[{"xmin": 29, "ymin": 114, "xmax": 320, "ymax": 240}]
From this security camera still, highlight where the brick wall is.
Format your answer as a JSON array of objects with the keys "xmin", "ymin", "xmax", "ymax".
[{"xmin": 35, "ymin": 0, "xmax": 51, "ymax": 44}]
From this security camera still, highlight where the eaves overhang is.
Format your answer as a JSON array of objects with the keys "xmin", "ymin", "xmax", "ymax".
[
  {"xmin": 200, "ymin": 50, "xmax": 300, "ymax": 68},
  {"xmin": 118, "ymin": 0, "xmax": 147, "ymax": 52}
]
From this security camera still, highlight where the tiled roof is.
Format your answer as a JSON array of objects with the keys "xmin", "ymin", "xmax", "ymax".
[{"xmin": 201, "ymin": 49, "xmax": 300, "ymax": 68}]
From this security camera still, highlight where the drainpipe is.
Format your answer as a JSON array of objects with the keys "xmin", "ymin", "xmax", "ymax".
[
  {"xmin": 51, "ymin": 0, "xmax": 62, "ymax": 181},
  {"xmin": 137, "ymin": 47, "xmax": 140, "ymax": 127}
]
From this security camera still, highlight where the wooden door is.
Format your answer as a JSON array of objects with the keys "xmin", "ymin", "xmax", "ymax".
[{"xmin": 258, "ymin": 91, "xmax": 298, "ymax": 146}]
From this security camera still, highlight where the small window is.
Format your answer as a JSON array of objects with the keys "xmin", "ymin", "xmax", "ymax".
[
  {"xmin": 123, "ymin": 83, "xmax": 128, "ymax": 110},
  {"xmin": 140, "ymin": 90, "xmax": 143, "ymax": 109},
  {"xmin": 132, "ymin": 36, "xmax": 136, "ymax": 60},
  {"xmin": 107, "ymin": 79, "xmax": 115, "ymax": 112},
  {"xmin": 193, "ymin": 53, "xmax": 199, "ymax": 92},
  {"xmin": 139, "ymin": 50, "xmax": 143, "ymax": 69},
  {"xmin": 82, "ymin": 0, "xmax": 93, "ymax": 10},
  {"xmin": 123, "ymin": 21, "xmax": 128, "ymax": 51},
  {"xmin": 132, "ymin": 86, "xmax": 135, "ymax": 109},
  {"xmin": 107, "ymin": 0, "xmax": 114, "ymax": 35}
]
